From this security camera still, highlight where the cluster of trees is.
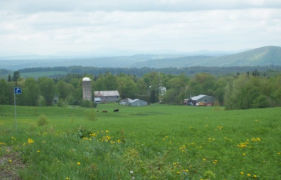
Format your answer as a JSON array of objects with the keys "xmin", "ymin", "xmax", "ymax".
[
  {"xmin": 1, "ymin": 70, "xmax": 281, "ymax": 110},
  {"xmin": 224, "ymin": 74, "xmax": 281, "ymax": 109}
]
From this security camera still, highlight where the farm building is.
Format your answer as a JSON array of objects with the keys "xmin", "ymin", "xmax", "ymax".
[
  {"xmin": 82, "ymin": 77, "xmax": 92, "ymax": 101},
  {"xmin": 129, "ymin": 99, "xmax": 148, "ymax": 106},
  {"xmin": 184, "ymin": 95, "xmax": 215, "ymax": 106},
  {"xmin": 94, "ymin": 90, "xmax": 120, "ymax": 102},
  {"xmin": 119, "ymin": 98, "xmax": 133, "ymax": 106},
  {"xmin": 120, "ymin": 98, "xmax": 148, "ymax": 106},
  {"xmin": 94, "ymin": 97, "xmax": 101, "ymax": 104}
]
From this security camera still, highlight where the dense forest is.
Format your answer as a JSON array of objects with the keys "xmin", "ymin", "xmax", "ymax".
[{"xmin": 1, "ymin": 69, "xmax": 281, "ymax": 110}]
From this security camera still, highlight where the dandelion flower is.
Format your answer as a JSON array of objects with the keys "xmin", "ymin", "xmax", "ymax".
[
  {"xmin": 203, "ymin": 158, "xmax": 206, "ymax": 161},
  {"xmin": 77, "ymin": 162, "xmax": 81, "ymax": 165},
  {"xmin": 253, "ymin": 175, "xmax": 257, "ymax": 178},
  {"xmin": 184, "ymin": 169, "xmax": 189, "ymax": 172},
  {"xmin": 8, "ymin": 159, "xmax": 12, "ymax": 163},
  {"xmin": 242, "ymin": 153, "xmax": 246, "ymax": 156},
  {"xmin": 27, "ymin": 138, "xmax": 34, "ymax": 144},
  {"xmin": 37, "ymin": 150, "xmax": 40, "ymax": 153},
  {"xmin": 241, "ymin": 172, "xmax": 244, "ymax": 175},
  {"xmin": 66, "ymin": 178, "xmax": 70, "ymax": 180},
  {"xmin": 247, "ymin": 173, "xmax": 251, "ymax": 177}
]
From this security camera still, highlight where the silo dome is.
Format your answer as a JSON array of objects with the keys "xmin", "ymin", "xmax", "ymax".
[{"xmin": 82, "ymin": 77, "xmax": 91, "ymax": 81}]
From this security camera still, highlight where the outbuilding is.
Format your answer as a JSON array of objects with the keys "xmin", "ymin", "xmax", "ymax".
[
  {"xmin": 184, "ymin": 95, "xmax": 215, "ymax": 106},
  {"xmin": 129, "ymin": 99, "xmax": 148, "ymax": 107}
]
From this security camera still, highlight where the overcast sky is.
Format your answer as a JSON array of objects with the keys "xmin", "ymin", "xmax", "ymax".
[{"xmin": 0, "ymin": 0, "xmax": 280, "ymax": 56}]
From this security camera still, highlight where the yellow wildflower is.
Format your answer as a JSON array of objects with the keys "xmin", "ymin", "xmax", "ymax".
[
  {"xmin": 37, "ymin": 150, "xmax": 40, "ymax": 153},
  {"xmin": 241, "ymin": 172, "xmax": 244, "ymax": 175},
  {"xmin": 77, "ymin": 162, "xmax": 81, "ymax": 165},
  {"xmin": 253, "ymin": 175, "xmax": 257, "ymax": 178},
  {"xmin": 203, "ymin": 158, "xmax": 206, "ymax": 161},
  {"xmin": 27, "ymin": 138, "xmax": 34, "ymax": 144},
  {"xmin": 247, "ymin": 174, "xmax": 251, "ymax": 177},
  {"xmin": 66, "ymin": 177, "xmax": 70, "ymax": 180},
  {"xmin": 9, "ymin": 159, "xmax": 12, "ymax": 163},
  {"xmin": 106, "ymin": 130, "xmax": 109, "ymax": 133}
]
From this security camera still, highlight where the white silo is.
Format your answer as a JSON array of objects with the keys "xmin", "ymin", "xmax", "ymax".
[{"xmin": 82, "ymin": 77, "xmax": 92, "ymax": 101}]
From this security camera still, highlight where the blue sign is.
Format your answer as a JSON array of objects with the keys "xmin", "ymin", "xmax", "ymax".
[{"xmin": 15, "ymin": 87, "xmax": 22, "ymax": 95}]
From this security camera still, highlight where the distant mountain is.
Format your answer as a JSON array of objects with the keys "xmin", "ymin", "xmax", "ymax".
[
  {"xmin": 0, "ymin": 46, "xmax": 280, "ymax": 70},
  {"xmin": 133, "ymin": 46, "xmax": 281, "ymax": 68}
]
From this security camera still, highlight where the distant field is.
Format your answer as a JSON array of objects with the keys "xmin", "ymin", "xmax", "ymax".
[
  {"xmin": 0, "ymin": 104, "xmax": 280, "ymax": 179},
  {"xmin": 20, "ymin": 71, "xmax": 68, "ymax": 78}
]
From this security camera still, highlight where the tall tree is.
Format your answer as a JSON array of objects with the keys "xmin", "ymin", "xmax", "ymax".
[
  {"xmin": 12, "ymin": 71, "xmax": 21, "ymax": 85},
  {"xmin": 39, "ymin": 77, "xmax": 56, "ymax": 106}
]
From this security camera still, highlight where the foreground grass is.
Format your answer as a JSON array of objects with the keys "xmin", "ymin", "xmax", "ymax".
[{"xmin": 0, "ymin": 104, "xmax": 280, "ymax": 179}]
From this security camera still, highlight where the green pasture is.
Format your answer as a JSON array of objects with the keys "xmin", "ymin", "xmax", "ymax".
[
  {"xmin": 0, "ymin": 104, "xmax": 280, "ymax": 179},
  {"xmin": 20, "ymin": 71, "xmax": 68, "ymax": 78}
]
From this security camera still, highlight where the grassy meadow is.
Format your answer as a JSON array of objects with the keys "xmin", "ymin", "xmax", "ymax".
[{"xmin": 0, "ymin": 104, "xmax": 280, "ymax": 179}]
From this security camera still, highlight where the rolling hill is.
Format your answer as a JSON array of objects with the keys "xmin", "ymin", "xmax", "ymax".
[{"xmin": 133, "ymin": 46, "xmax": 281, "ymax": 68}]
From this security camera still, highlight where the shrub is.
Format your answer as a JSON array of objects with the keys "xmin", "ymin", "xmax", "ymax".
[
  {"xmin": 81, "ymin": 100, "xmax": 94, "ymax": 108},
  {"xmin": 37, "ymin": 115, "xmax": 48, "ymax": 126}
]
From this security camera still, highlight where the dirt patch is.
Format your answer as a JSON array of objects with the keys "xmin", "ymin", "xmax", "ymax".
[{"xmin": 0, "ymin": 146, "xmax": 25, "ymax": 180}]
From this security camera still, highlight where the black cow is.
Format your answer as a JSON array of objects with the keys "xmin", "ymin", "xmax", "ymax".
[{"xmin": 113, "ymin": 109, "xmax": 119, "ymax": 112}]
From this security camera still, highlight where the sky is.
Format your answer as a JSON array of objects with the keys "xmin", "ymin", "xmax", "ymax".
[{"xmin": 0, "ymin": 0, "xmax": 281, "ymax": 56}]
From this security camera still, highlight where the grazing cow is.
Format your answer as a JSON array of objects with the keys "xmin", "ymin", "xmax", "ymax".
[
  {"xmin": 102, "ymin": 111, "xmax": 108, "ymax": 113},
  {"xmin": 113, "ymin": 109, "xmax": 119, "ymax": 112}
]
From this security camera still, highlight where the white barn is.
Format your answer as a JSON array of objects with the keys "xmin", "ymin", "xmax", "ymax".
[
  {"xmin": 120, "ymin": 98, "xmax": 148, "ymax": 106},
  {"xmin": 129, "ymin": 99, "xmax": 148, "ymax": 107}
]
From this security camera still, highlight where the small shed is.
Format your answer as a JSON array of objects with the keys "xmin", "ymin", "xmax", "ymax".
[
  {"xmin": 120, "ymin": 98, "xmax": 133, "ymax": 106},
  {"xmin": 94, "ymin": 97, "xmax": 101, "ymax": 104},
  {"xmin": 129, "ymin": 99, "xmax": 148, "ymax": 107}
]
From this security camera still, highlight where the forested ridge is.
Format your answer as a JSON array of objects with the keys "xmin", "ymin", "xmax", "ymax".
[
  {"xmin": 14, "ymin": 65, "xmax": 281, "ymax": 77},
  {"xmin": 1, "ymin": 69, "xmax": 281, "ymax": 110}
]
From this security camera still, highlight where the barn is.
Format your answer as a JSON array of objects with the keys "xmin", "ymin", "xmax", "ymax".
[
  {"xmin": 120, "ymin": 98, "xmax": 148, "ymax": 106},
  {"xmin": 129, "ymin": 99, "xmax": 148, "ymax": 107},
  {"xmin": 94, "ymin": 90, "xmax": 120, "ymax": 102},
  {"xmin": 184, "ymin": 95, "xmax": 215, "ymax": 106}
]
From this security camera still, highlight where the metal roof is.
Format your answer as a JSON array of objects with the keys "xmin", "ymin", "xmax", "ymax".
[
  {"xmin": 94, "ymin": 90, "xmax": 120, "ymax": 96},
  {"xmin": 191, "ymin": 95, "xmax": 207, "ymax": 100}
]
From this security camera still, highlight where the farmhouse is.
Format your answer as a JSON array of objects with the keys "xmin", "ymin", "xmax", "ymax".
[
  {"xmin": 94, "ymin": 90, "xmax": 120, "ymax": 102},
  {"xmin": 120, "ymin": 98, "xmax": 148, "ymax": 106},
  {"xmin": 184, "ymin": 95, "xmax": 215, "ymax": 106}
]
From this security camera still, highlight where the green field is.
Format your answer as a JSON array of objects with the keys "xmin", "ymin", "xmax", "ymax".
[{"xmin": 0, "ymin": 104, "xmax": 280, "ymax": 179}]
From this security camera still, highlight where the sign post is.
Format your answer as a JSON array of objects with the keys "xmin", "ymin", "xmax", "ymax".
[{"xmin": 14, "ymin": 87, "xmax": 21, "ymax": 132}]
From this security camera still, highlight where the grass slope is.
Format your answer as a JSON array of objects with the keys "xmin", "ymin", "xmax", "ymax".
[{"xmin": 0, "ymin": 104, "xmax": 280, "ymax": 179}]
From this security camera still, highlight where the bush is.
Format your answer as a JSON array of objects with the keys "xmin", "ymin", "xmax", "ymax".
[
  {"xmin": 37, "ymin": 115, "xmax": 48, "ymax": 126},
  {"xmin": 81, "ymin": 100, "xmax": 94, "ymax": 108}
]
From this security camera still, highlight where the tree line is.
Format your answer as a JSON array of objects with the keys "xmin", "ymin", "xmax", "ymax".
[
  {"xmin": 14, "ymin": 65, "xmax": 281, "ymax": 77},
  {"xmin": 0, "ymin": 70, "xmax": 281, "ymax": 109}
]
